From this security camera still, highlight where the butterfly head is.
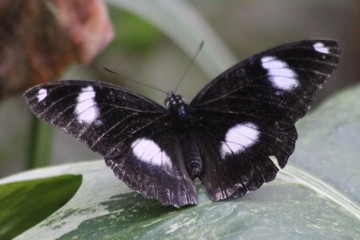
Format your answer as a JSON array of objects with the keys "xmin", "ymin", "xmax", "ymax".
[
  {"xmin": 165, "ymin": 92, "xmax": 185, "ymax": 108},
  {"xmin": 165, "ymin": 92, "xmax": 191, "ymax": 128}
]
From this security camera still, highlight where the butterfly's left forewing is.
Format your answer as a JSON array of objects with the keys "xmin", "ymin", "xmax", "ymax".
[
  {"xmin": 24, "ymin": 80, "xmax": 197, "ymax": 207},
  {"xmin": 191, "ymin": 40, "xmax": 341, "ymax": 200}
]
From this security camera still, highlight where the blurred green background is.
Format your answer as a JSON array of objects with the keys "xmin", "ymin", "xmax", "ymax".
[{"xmin": 0, "ymin": 0, "xmax": 358, "ymax": 177}]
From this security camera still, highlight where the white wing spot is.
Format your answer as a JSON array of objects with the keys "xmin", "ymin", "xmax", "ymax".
[
  {"xmin": 313, "ymin": 42, "xmax": 330, "ymax": 54},
  {"xmin": 74, "ymin": 86, "xmax": 100, "ymax": 124},
  {"xmin": 261, "ymin": 56, "xmax": 299, "ymax": 90},
  {"xmin": 131, "ymin": 138, "xmax": 172, "ymax": 168},
  {"xmin": 221, "ymin": 123, "xmax": 260, "ymax": 158},
  {"xmin": 37, "ymin": 88, "xmax": 47, "ymax": 102}
]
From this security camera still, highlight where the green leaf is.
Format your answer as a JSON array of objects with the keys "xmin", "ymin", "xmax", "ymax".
[
  {"xmin": 26, "ymin": 116, "xmax": 54, "ymax": 169},
  {"xmin": 0, "ymin": 174, "xmax": 81, "ymax": 240},
  {"xmin": 107, "ymin": 8, "xmax": 161, "ymax": 54},
  {"xmin": 1, "ymin": 85, "xmax": 360, "ymax": 239},
  {"xmin": 292, "ymin": 86, "xmax": 360, "ymax": 204},
  {"xmin": 106, "ymin": 0, "xmax": 238, "ymax": 77}
]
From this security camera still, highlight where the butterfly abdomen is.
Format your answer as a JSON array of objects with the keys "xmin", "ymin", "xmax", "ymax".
[{"xmin": 180, "ymin": 132, "xmax": 203, "ymax": 179}]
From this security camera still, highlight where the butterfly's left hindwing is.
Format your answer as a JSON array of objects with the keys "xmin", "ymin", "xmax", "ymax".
[
  {"xmin": 191, "ymin": 40, "xmax": 341, "ymax": 201},
  {"xmin": 24, "ymin": 80, "xmax": 197, "ymax": 208}
]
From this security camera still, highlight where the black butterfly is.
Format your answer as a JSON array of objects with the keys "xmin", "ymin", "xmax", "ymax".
[{"xmin": 24, "ymin": 40, "xmax": 341, "ymax": 208}]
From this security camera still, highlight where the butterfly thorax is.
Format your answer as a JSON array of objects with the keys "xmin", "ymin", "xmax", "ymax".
[{"xmin": 165, "ymin": 92, "xmax": 192, "ymax": 130}]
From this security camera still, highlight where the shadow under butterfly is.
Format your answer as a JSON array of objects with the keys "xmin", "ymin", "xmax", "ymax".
[{"xmin": 24, "ymin": 40, "xmax": 341, "ymax": 208}]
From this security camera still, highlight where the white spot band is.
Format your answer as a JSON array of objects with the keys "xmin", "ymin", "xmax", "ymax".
[
  {"xmin": 37, "ymin": 88, "xmax": 48, "ymax": 102},
  {"xmin": 131, "ymin": 138, "xmax": 172, "ymax": 168},
  {"xmin": 74, "ymin": 86, "xmax": 99, "ymax": 124},
  {"xmin": 221, "ymin": 123, "xmax": 260, "ymax": 158},
  {"xmin": 313, "ymin": 42, "xmax": 330, "ymax": 54},
  {"xmin": 261, "ymin": 56, "xmax": 299, "ymax": 91}
]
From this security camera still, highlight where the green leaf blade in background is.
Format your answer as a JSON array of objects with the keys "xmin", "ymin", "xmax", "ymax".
[
  {"xmin": 0, "ymin": 174, "xmax": 81, "ymax": 240},
  {"xmin": 27, "ymin": 117, "xmax": 54, "ymax": 169},
  {"xmin": 0, "ymin": 84, "xmax": 359, "ymax": 239},
  {"xmin": 106, "ymin": 0, "xmax": 238, "ymax": 77}
]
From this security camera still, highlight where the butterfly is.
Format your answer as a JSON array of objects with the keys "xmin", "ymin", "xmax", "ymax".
[{"xmin": 24, "ymin": 40, "xmax": 341, "ymax": 208}]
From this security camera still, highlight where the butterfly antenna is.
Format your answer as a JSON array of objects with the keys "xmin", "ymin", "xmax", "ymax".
[
  {"xmin": 174, "ymin": 41, "xmax": 204, "ymax": 94},
  {"xmin": 104, "ymin": 67, "xmax": 168, "ymax": 95}
]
